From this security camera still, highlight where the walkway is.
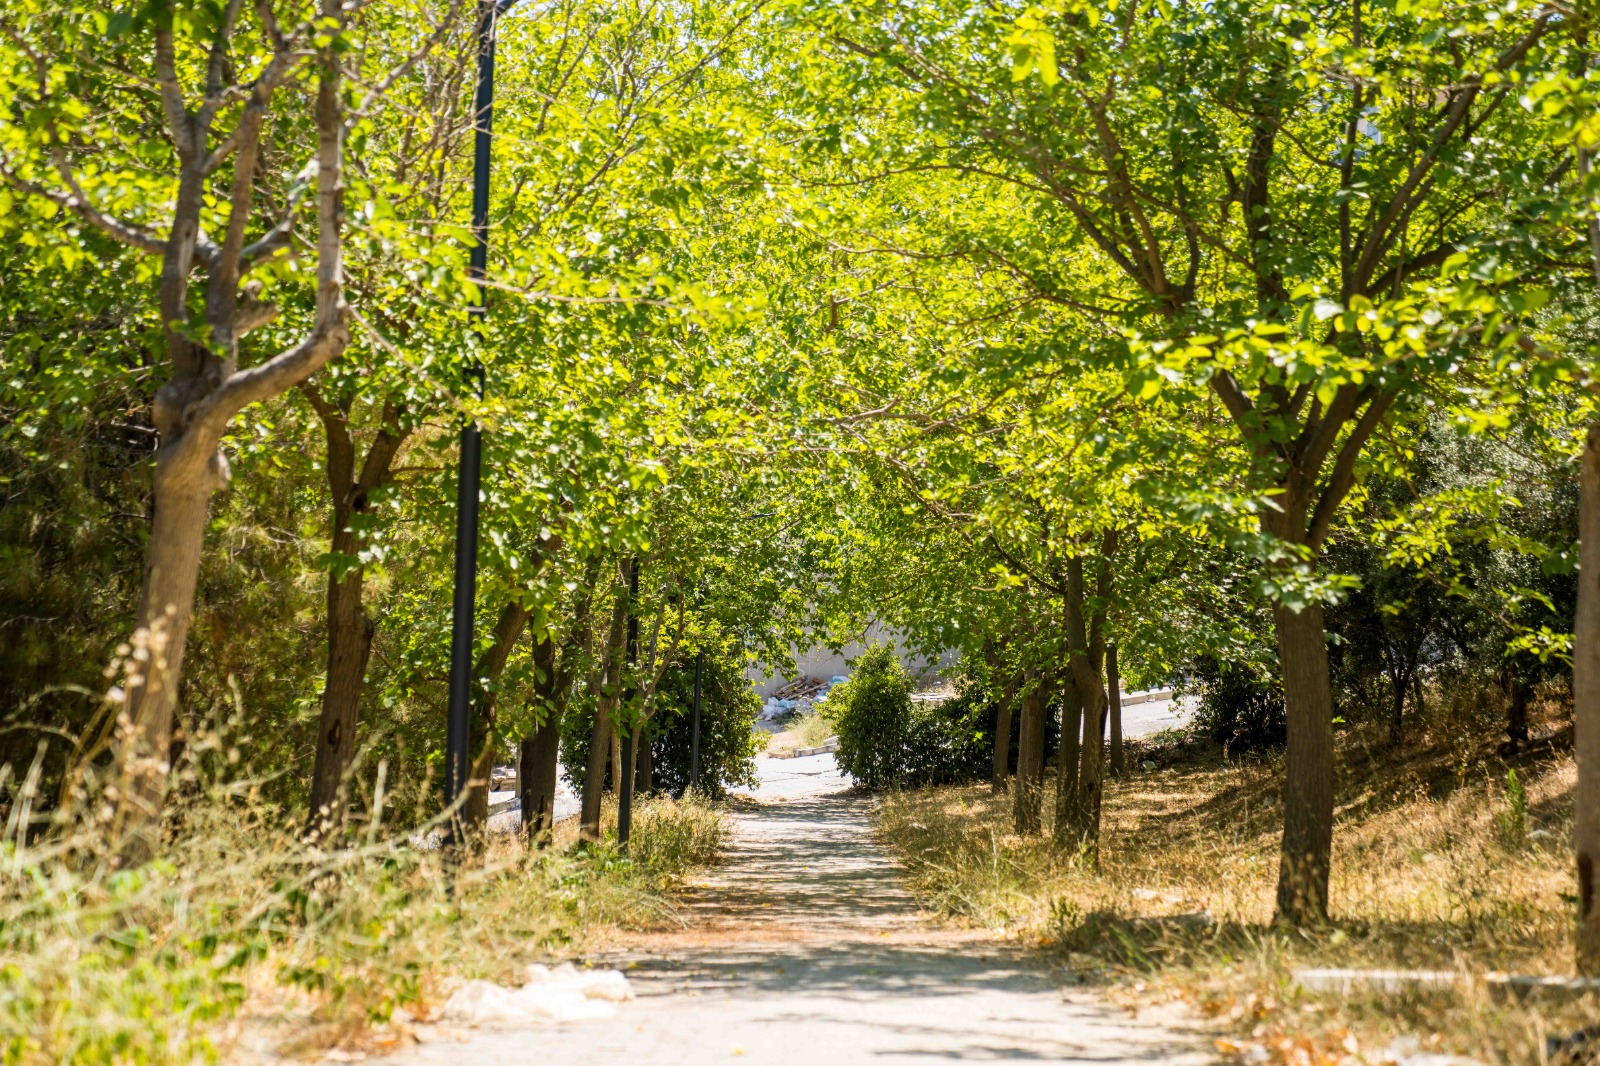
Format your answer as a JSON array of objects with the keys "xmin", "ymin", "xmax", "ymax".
[{"xmin": 386, "ymin": 756, "xmax": 1211, "ymax": 1065}]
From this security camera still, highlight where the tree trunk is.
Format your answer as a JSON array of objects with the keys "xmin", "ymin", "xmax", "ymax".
[
  {"xmin": 519, "ymin": 630, "xmax": 561, "ymax": 846},
  {"xmin": 1272, "ymin": 600, "xmax": 1336, "ymax": 925},
  {"xmin": 1107, "ymin": 643, "xmax": 1124, "ymax": 777},
  {"xmin": 304, "ymin": 395, "xmax": 406, "ymax": 838},
  {"xmin": 636, "ymin": 728, "xmax": 653, "ymax": 795},
  {"xmin": 580, "ymin": 562, "xmax": 630, "ymax": 842},
  {"xmin": 462, "ymin": 600, "xmax": 532, "ymax": 837},
  {"xmin": 110, "ymin": 473, "xmax": 214, "ymax": 862},
  {"xmin": 1503, "ymin": 667, "xmax": 1530, "ymax": 754},
  {"xmin": 1389, "ymin": 664, "xmax": 1411, "ymax": 748},
  {"xmin": 1013, "ymin": 676, "xmax": 1045, "ymax": 834},
  {"xmin": 307, "ymin": 553, "xmax": 372, "ymax": 837},
  {"xmin": 520, "ymin": 719, "xmax": 561, "ymax": 846},
  {"xmin": 1576, "ymin": 421, "xmax": 1600, "ymax": 972},
  {"xmin": 1074, "ymin": 674, "xmax": 1107, "ymax": 863},
  {"xmin": 992, "ymin": 673, "xmax": 1016, "ymax": 794},
  {"xmin": 1052, "ymin": 672, "xmax": 1083, "ymax": 847}
]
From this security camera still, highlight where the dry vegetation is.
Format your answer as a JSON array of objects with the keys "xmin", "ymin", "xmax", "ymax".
[
  {"xmin": 0, "ymin": 785, "xmax": 726, "ymax": 1064},
  {"xmin": 874, "ymin": 696, "xmax": 1595, "ymax": 1065}
]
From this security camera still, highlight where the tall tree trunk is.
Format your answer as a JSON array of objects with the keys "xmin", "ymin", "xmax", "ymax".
[
  {"xmin": 521, "ymin": 561, "xmax": 598, "ymax": 847},
  {"xmin": 1273, "ymin": 600, "xmax": 1336, "ymax": 925},
  {"xmin": 1013, "ymin": 674, "xmax": 1045, "ymax": 834},
  {"xmin": 462, "ymin": 599, "xmax": 532, "ymax": 837},
  {"xmin": 992, "ymin": 673, "xmax": 1016, "ymax": 794},
  {"xmin": 1390, "ymin": 663, "xmax": 1412, "ymax": 748},
  {"xmin": 1576, "ymin": 421, "xmax": 1600, "ymax": 972},
  {"xmin": 636, "ymin": 728, "xmax": 653, "ymax": 795},
  {"xmin": 304, "ymin": 393, "xmax": 406, "ymax": 838},
  {"xmin": 520, "ymin": 719, "xmax": 561, "ymax": 845},
  {"xmin": 1107, "ymin": 644, "xmax": 1124, "ymax": 777},
  {"xmin": 1052, "ymin": 671, "xmax": 1083, "ymax": 847},
  {"xmin": 1063, "ymin": 542, "xmax": 1115, "ymax": 861},
  {"xmin": 1503, "ymin": 667, "xmax": 1530, "ymax": 754},
  {"xmin": 111, "ymin": 475, "xmax": 213, "ymax": 861},
  {"xmin": 580, "ymin": 561, "xmax": 630, "ymax": 841},
  {"xmin": 1576, "ymin": 137, "xmax": 1600, "ymax": 973}
]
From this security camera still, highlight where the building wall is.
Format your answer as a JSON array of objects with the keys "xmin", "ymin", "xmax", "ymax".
[{"xmin": 744, "ymin": 622, "xmax": 958, "ymax": 698}]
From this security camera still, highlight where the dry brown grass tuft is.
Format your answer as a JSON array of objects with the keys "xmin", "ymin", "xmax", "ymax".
[{"xmin": 874, "ymin": 705, "xmax": 1596, "ymax": 1065}]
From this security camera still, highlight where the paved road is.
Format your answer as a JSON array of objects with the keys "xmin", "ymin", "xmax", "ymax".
[{"xmin": 382, "ymin": 757, "xmax": 1209, "ymax": 1066}]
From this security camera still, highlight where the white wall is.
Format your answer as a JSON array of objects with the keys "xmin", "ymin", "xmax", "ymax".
[{"xmin": 744, "ymin": 622, "xmax": 958, "ymax": 698}]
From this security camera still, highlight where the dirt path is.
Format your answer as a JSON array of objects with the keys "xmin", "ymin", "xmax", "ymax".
[{"xmin": 383, "ymin": 775, "xmax": 1212, "ymax": 1065}]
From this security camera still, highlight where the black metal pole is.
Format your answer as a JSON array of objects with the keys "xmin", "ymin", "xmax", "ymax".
[
  {"xmin": 444, "ymin": 0, "xmax": 498, "ymax": 845},
  {"xmin": 617, "ymin": 559, "xmax": 641, "ymax": 847},
  {"xmin": 689, "ymin": 651, "xmax": 703, "ymax": 793}
]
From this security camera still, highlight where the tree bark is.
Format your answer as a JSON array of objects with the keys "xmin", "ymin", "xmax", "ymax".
[
  {"xmin": 1273, "ymin": 600, "xmax": 1336, "ymax": 925},
  {"xmin": 1107, "ymin": 644, "xmax": 1124, "ymax": 777},
  {"xmin": 522, "ymin": 559, "xmax": 600, "ymax": 847},
  {"xmin": 1013, "ymin": 674, "xmax": 1045, "ymax": 834},
  {"xmin": 1576, "ymin": 421, "xmax": 1600, "ymax": 972},
  {"xmin": 1052, "ymin": 671, "xmax": 1083, "ymax": 847},
  {"xmin": 636, "ymin": 727, "xmax": 653, "ymax": 795},
  {"xmin": 580, "ymin": 561, "xmax": 631, "ymax": 842},
  {"xmin": 461, "ymin": 599, "xmax": 533, "ymax": 837},
  {"xmin": 305, "ymin": 393, "xmax": 406, "ymax": 837},
  {"xmin": 992, "ymin": 673, "xmax": 1017, "ymax": 794}
]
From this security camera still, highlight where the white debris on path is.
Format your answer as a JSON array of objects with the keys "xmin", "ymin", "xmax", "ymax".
[{"xmin": 439, "ymin": 963, "xmax": 632, "ymax": 1027}]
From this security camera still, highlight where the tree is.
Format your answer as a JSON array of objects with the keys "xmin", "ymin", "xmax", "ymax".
[{"xmin": 778, "ymin": 0, "xmax": 1571, "ymax": 922}]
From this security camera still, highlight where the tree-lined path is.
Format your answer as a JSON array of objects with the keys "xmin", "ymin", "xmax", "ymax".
[{"xmin": 387, "ymin": 760, "xmax": 1208, "ymax": 1064}]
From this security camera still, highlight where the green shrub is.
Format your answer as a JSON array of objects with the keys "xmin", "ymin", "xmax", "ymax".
[
  {"xmin": 833, "ymin": 645, "xmax": 915, "ymax": 788},
  {"xmin": 1190, "ymin": 656, "xmax": 1285, "ymax": 751},
  {"xmin": 833, "ymin": 647, "xmax": 987, "ymax": 789}
]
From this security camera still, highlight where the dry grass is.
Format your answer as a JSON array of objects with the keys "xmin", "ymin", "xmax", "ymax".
[
  {"xmin": 874, "ymin": 705, "xmax": 1597, "ymax": 1065},
  {"xmin": 0, "ymin": 788, "xmax": 727, "ymax": 1064},
  {"xmin": 763, "ymin": 709, "xmax": 836, "ymax": 755}
]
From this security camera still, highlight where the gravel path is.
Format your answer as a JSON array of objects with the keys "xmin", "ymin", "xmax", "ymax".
[{"xmin": 382, "ymin": 757, "xmax": 1210, "ymax": 1065}]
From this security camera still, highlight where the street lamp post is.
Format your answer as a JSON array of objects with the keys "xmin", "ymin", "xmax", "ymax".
[
  {"xmin": 445, "ymin": 0, "xmax": 505, "ymax": 842},
  {"xmin": 617, "ymin": 559, "xmax": 640, "ymax": 847},
  {"xmin": 689, "ymin": 651, "xmax": 703, "ymax": 792}
]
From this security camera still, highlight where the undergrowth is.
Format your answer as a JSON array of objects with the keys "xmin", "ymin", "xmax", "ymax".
[
  {"xmin": 873, "ymin": 700, "xmax": 1596, "ymax": 1065},
  {"xmin": 0, "ymin": 784, "xmax": 725, "ymax": 1064}
]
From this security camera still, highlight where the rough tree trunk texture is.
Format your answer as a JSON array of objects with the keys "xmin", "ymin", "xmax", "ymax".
[
  {"xmin": 1064, "ymin": 543, "xmax": 1115, "ymax": 860},
  {"xmin": 1052, "ymin": 672, "xmax": 1083, "ymax": 848},
  {"xmin": 110, "ymin": 30, "xmax": 351, "ymax": 861},
  {"xmin": 1503, "ymin": 669, "xmax": 1530, "ymax": 754},
  {"xmin": 1013, "ymin": 676, "xmax": 1045, "ymax": 835},
  {"xmin": 461, "ymin": 600, "xmax": 532, "ymax": 837},
  {"xmin": 1390, "ymin": 663, "xmax": 1413, "ymax": 748},
  {"xmin": 992, "ymin": 674, "xmax": 1017, "ymax": 794},
  {"xmin": 1273, "ymin": 601, "xmax": 1337, "ymax": 925},
  {"xmin": 1577, "ymin": 139, "xmax": 1600, "ymax": 973},
  {"xmin": 519, "ymin": 632, "xmax": 561, "ymax": 846},
  {"xmin": 1107, "ymin": 644, "xmax": 1124, "ymax": 777},
  {"xmin": 304, "ymin": 394, "xmax": 406, "ymax": 837},
  {"xmin": 580, "ymin": 563, "xmax": 631, "ymax": 842},
  {"xmin": 1576, "ymin": 420, "xmax": 1600, "ymax": 972},
  {"xmin": 636, "ymin": 728, "xmax": 652, "ymax": 795}
]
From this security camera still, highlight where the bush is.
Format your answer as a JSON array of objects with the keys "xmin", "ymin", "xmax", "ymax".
[
  {"xmin": 832, "ymin": 645, "xmax": 915, "ymax": 788},
  {"xmin": 628, "ymin": 793, "xmax": 727, "ymax": 874},
  {"xmin": 833, "ymin": 646, "xmax": 988, "ymax": 789},
  {"xmin": 1190, "ymin": 656, "xmax": 1285, "ymax": 751}
]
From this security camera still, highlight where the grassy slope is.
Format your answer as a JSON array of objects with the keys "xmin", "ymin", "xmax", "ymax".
[
  {"xmin": 873, "ymin": 701, "xmax": 1590, "ymax": 1065},
  {"xmin": 1, "ymin": 794, "xmax": 726, "ymax": 1064}
]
